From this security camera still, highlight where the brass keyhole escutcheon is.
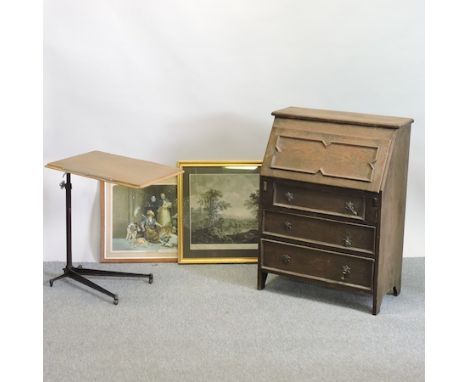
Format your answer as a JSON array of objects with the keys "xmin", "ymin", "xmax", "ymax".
[{"xmin": 281, "ymin": 254, "xmax": 292, "ymax": 265}]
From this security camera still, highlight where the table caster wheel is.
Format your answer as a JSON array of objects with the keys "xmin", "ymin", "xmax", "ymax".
[
  {"xmin": 149, "ymin": 274, "xmax": 153, "ymax": 284},
  {"xmin": 113, "ymin": 296, "xmax": 119, "ymax": 305},
  {"xmin": 77, "ymin": 265, "xmax": 83, "ymax": 269},
  {"xmin": 49, "ymin": 280, "xmax": 53, "ymax": 287}
]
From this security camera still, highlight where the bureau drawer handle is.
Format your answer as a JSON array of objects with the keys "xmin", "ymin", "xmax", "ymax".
[
  {"xmin": 285, "ymin": 192, "xmax": 295, "ymax": 203},
  {"xmin": 341, "ymin": 265, "xmax": 352, "ymax": 280},
  {"xmin": 345, "ymin": 201, "xmax": 358, "ymax": 216},
  {"xmin": 343, "ymin": 235, "xmax": 353, "ymax": 248},
  {"xmin": 284, "ymin": 221, "xmax": 293, "ymax": 231},
  {"xmin": 281, "ymin": 254, "xmax": 292, "ymax": 265}
]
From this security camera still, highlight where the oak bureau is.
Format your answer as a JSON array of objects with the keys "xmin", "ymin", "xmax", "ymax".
[{"xmin": 257, "ymin": 107, "xmax": 413, "ymax": 314}]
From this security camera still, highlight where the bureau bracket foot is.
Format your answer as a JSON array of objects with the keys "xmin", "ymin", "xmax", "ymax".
[
  {"xmin": 257, "ymin": 270, "xmax": 268, "ymax": 290},
  {"xmin": 372, "ymin": 295, "xmax": 383, "ymax": 315}
]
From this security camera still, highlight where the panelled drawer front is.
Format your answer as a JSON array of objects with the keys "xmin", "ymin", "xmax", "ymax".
[
  {"xmin": 263, "ymin": 210, "xmax": 375, "ymax": 255},
  {"xmin": 270, "ymin": 179, "xmax": 377, "ymax": 223},
  {"xmin": 261, "ymin": 239, "xmax": 373, "ymax": 290}
]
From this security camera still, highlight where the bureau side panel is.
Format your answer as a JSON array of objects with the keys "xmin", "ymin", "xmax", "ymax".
[
  {"xmin": 257, "ymin": 176, "xmax": 269, "ymax": 288},
  {"xmin": 374, "ymin": 125, "xmax": 411, "ymax": 313}
]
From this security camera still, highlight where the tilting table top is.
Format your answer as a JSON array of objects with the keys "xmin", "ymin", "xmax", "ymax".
[{"xmin": 46, "ymin": 150, "xmax": 183, "ymax": 188}]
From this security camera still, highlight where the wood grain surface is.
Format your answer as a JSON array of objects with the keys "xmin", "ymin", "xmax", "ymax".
[{"xmin": 46, "ymin": 150, "xmax": 183, "ymax": 188}]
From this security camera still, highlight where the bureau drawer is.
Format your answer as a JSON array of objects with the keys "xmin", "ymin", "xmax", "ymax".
[
  {"xmin": 263, "ymin": 210, "xmax": 375, "ymax": 255},
  {"xmin": 261, "ymin": 239, "xmax": 374, "ymax": 290},
  {"xmin": 266, "ymin": 178, "xmax": 378, "ymax": 223}
]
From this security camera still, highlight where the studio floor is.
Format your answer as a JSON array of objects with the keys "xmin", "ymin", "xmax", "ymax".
[{"xmin": 43, "ymin": 258, "xmax": 424, "ymax": 382}]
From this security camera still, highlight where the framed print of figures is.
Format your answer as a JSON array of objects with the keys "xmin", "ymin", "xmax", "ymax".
[
  {"xmin": 177, "ymin": 161, "xmax": 262, "ymax": 264},
  {"xmin": 100, "ymin": 178, "xmax": 178, "ymax": 262}
]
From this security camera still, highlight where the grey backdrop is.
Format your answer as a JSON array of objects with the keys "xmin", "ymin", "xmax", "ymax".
[{"xmin": 43, "ymin": 0, "xmax": 424, "ymax": 262}]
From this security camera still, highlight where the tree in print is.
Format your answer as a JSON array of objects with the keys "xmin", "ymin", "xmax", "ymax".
[
  {"xmin": 197, "ymin": 189, "xmax": 231, "ymax": 235},
  {"xmin": 244, "ymin": 189, "xmax": 259, "ymax": 218}
]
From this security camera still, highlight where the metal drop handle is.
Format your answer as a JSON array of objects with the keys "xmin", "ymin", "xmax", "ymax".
[
  {"xmin": 344, "ymin": 235, "xmax": 352, "ymax": 247},
  {"xmin": 341, "ymin": 265, "xmax": 351, "ymax": 280},
  {"xmin": 345, "ymin": 201, "xmax": 358, "ymax": 215},
  {"xmin": 284, "ymin": 221, "xmax": 293, "ymax": 231},
  {"xmin": 285, "ymin": 192, "xmax": 295, "ymax": 203}
]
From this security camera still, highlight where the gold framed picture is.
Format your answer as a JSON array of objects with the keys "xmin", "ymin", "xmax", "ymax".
[
  {"xmin": 100, "ymin": 178, "xmax": 179, "ymax": 263},
  {"xmin": 177, "ymin": 161, "xmax": 262, "ymax": 264}
]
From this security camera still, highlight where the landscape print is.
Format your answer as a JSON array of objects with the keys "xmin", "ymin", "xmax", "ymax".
[{"xmin": 189, "ymin": 174, "xmax": 259, "ymax": 250}]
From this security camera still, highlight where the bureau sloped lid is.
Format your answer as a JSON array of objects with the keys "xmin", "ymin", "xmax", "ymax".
[
  {"xmin": 272, "ymin": 107, "xmax": 413, "ymax": 128},
  {"xmin": 261, "ymin": 124, "xmax": 393, "ymax": 192}
]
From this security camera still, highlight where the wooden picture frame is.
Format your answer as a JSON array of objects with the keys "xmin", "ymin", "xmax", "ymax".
[
  {"xmin": 100, "ymin": 178, "xmax": 179, "ymax": 263},
  {"xmin": 177, "ymin": 161, "xmax": 262, "ymax": 264}
]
